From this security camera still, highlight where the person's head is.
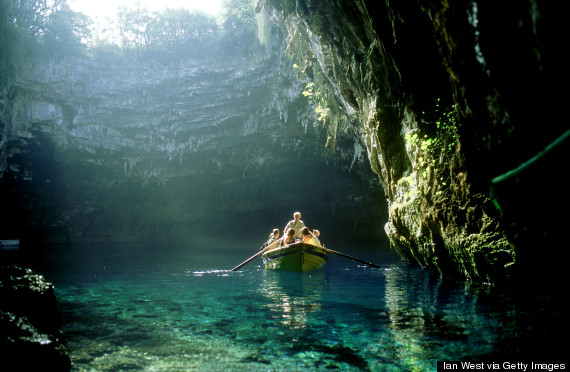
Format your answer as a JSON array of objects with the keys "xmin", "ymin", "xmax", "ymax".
[
  {"xmin": 294, "ymin": 212, "xmax": 301, "ymax": 221},
  {"xmin": 300, "ymin": 227, "xmax": 311, "ymax": 236},
  {"xmin": 286, "ymin": 228, "xmax": 295, "ymax": 237},
  {"xmin": 313, "ymin": 229, "xmax": 320, "ymax": 237},
  {"xmin": 272, "ymin": 229, "xmax": 280, "ymax": 238}
]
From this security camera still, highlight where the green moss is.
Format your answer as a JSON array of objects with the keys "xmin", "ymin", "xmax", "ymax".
[{"xmin": 406, "ymin": 99, "xmax": 460, "ymax": 176}]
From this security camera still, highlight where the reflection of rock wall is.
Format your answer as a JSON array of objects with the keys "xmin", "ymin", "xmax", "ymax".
[
  {"xmin": 382, "ymin": 264, "xmax": 565, "ymax": 361},
  {"xmin": 266, "ymin": 0, "xmax": 566, "ymax": 283}
]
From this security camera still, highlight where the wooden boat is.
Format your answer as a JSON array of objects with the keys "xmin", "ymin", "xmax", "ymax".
[{"xmin": 262, "ymin": 242, "xmax": 328, "ymax": 273}]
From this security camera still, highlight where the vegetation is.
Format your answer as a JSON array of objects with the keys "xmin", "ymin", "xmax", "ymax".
[
  {"xmin": 1, "ymin": 0, "xmax": 260, "ymax": 76},
  {"xmin": 113, "ymin": 0, "xmax": 258, "ymax": 59},
  {"xmin": 296, "ymin": 61, "xmax": 333, "ymax": 124},
  {"xmin": 219, "ymin": 0, "xmax": 258, "ymax": 54},
  {"xmin": 301, "ymin": 81, "xmax": 329, "ymax": 122},
  {"xmin": 405, "ymin": 98, "xmax": 460, "ymax": 176},
  {"xmin": 115, "ymin": 7, "xmax": 219, "ymax": 55},
  {"xmin": 1, "ymin": 0, "xmax": 89, "ymax": 84}
]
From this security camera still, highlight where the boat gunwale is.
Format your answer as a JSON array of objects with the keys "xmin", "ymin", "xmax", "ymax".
[{"xmin": 262, "ymin": 242, "xmax": 328, "ymax": 262}]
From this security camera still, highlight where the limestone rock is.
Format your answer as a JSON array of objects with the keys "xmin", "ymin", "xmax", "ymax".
[
  {"xmin": 266, "ymin": 0, "xmax": 565, "ymax": 283},
  {"xmin": 0, "ymin": 265, "xmax": 71, "ymax": 371}
]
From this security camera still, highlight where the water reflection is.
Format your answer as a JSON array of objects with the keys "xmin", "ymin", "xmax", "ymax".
[
  {"xmin": 250, "ymin": 262, "xmax": 552, "ymax": 367},
  {"xmin": 381, "ymin": 266, "xmax": 493, "ymax": 364},
  {"xmin": 257, "ymin": 270, "xmax": 327, "ymax": 329},
  {"xmin": 41, "ymin": 245, "xmax": 563, "ymax": 370},
  {"xmin": 381, "ymin": 263, "xmax": 566, "ymax": 364}
]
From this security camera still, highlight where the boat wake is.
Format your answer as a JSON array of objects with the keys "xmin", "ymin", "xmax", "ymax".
[{"xmin": 189, "ymin": 269, "xmax": 231, "ymax": 277}]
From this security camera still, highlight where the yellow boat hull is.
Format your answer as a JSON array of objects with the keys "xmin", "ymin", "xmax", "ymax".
[{"xmin": 262, "ymin": 242, "xmax": 328, "ymax": 273}]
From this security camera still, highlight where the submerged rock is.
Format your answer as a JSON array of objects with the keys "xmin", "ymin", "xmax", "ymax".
[{"xmin": 0, "ymin": 265, "xmax": 71, "ymax": 371}]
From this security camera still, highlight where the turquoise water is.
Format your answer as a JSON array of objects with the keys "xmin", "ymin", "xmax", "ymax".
[{"xmin": 38, "ymin": 242, "xmax": 564, "ymax": 371}]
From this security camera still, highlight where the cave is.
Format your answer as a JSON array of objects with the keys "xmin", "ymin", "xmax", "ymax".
[{"xmin": 1, "ymin": 0, "xmax": 567, "ymax": 369}]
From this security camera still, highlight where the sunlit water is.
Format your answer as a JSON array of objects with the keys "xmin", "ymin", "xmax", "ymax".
[{"xmin": 37, "ymin": 242, "xmax": 564, "ymax": 371}]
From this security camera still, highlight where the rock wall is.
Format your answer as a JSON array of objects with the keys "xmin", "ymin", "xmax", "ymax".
[
  {"xmin": 263, "ymin": 0, "xmax": 567, "ymax": 283},
  {"xmin": 0, "ymin": 30, "xmax": 388, "ymax": 246}
]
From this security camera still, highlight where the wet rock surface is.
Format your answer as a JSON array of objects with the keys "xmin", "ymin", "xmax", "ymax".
[
  {"xmin": 0, "ymin": 265, "xmax": 71, "ymax": 371},
  {"xmin": 264, "ymin": 0, "xmax": 566, "ymax": 283}
]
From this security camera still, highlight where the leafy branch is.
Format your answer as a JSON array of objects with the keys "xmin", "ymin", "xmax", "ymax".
[{"xmin": 301, "ymin": 79, "xmax": 329, "ymax": 122}]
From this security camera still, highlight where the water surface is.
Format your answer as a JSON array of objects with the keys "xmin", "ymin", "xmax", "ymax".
[{"xmin": 38, "ymin": 242, "xmax": 565, "ymax": 371}]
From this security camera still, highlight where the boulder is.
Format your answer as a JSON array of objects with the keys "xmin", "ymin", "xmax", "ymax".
[{"xmin": 0, "ymin": 265, "xmax": 71, "ymax": 371}]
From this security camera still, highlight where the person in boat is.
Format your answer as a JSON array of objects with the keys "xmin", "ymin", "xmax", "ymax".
[
  {"xmin": 301, "ymin": 227, "xmax": 321, "ymax": 246},
  {"xmin": 283, "ymin": 212, "xmax": 305, "ymax": 239},
  {"xmin": 279, "ymin": 228, "xmax": 296, "ymax": 246},
  {"xmin": 262, "ymin": 229, "xmax": 280, "ymax": 250}
]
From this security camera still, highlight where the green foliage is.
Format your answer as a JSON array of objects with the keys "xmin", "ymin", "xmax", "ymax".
[
  {"xmin": 298, "ymin": 62, "xmax": 331, "ymax": 123},
  {"xmin": 405, "ymin": 98, "xmax": 460, "ymax": 177},
  {"xmin": 116, "ymin": 5, "xmax": 151, "ymax": 50},
  {"xmin": 397, "ymin": 174, "xmax": 418, "ymax": 204},
  {"xmin": 11, "ymin": 0, "xmax": 52, "ymax": 37},
  {"xmin": 219, "ymin": 0, "xmax": 257, "ymax": 53},
  {"xmin": 40, "ymin": 4, "xmax": 91, "ymax": 55},
  {"xmin": 1, "ymin": 0, "xmax": 90, "ymax": 73},
  {"xmin": 116, "ymin": 6, "xmax": 220, "ymax": 56},
  {"xmin": 1, "ymin": 1, "xmax": 19, "ymax": 84},
  {"xmin": 1, "ymin": 0, "xmax": 260, "ymax": 70},
  {"xmin": 110, "ymin": 0, "xmax": 258, "ymax": 58},
  {"xmin": 15, "ymin": 0, "xmax": 90, "ymax": 52},
  {"xmin": 432, "ymin": 98, "xmax": 460, "ymax": 151},
  {"xmin": 302, "ymin": 81, "xmax": 329, "ymax": 122}
]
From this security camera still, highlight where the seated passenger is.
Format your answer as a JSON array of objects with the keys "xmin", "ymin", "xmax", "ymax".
[
  {"xmin": 301, "ymin": 227, "xmax": 321, "ymax": 246},
  {"xmin": 262, "ymin": 229, "xmax": 280, "ymax": 250},
  {"xmin": 280, "ymin": 228, "xmax": 296, "ymax": 246}
]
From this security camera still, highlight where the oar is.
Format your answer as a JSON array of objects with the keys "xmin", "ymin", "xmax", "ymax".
[
  {"xmin": 323, "ymin": 247, "xmax": 381, "ymax": 269},
  {"xmin": 231, "ymin": 249, "xmax": 266, "ymax": 271},
  {"xmin": 231, "ymin": 239, "xmax": 281, "ymax": 271}
]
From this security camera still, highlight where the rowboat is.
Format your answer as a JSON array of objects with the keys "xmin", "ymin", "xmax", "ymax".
[
  {"xmin": 262, "ymin": 242, "xmax": 328, "ymax": 273},
  {"xmin": 231, "ymin": 238, "xmax": 380, "ymax": 272}
]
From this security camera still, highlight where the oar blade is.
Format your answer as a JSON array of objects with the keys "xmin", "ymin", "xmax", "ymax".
[{"xmin": 324, "ymin": 248, "xmax": 381, "ymax": 269}]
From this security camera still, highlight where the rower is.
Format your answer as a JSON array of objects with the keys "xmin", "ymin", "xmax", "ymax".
[{"xmin": 283, "ymin": 212, "xmax": 305, "ymax": 239}]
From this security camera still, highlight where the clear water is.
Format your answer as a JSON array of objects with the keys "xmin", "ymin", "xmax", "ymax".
[{"xmin": 37, "ymin": 241, "xmax": 565, "ymax": 371}]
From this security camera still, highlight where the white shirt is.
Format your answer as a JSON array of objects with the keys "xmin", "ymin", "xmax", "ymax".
[{"xmin": 284, "ymin": 219, "xmax": 305, "ymax": 239}]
